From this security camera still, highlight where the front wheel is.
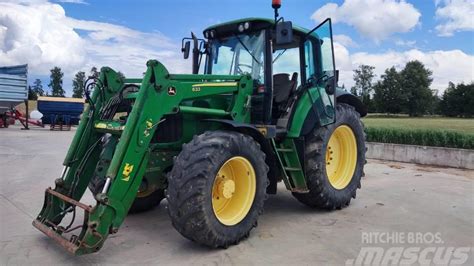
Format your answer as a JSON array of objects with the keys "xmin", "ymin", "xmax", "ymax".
[
  {"xmin": 293, "ymin": 103, "xmax": 366, "ymax": 209},
  {"xmin": 167, "ymin": 131, "xmax": 268, "ymax": 248}
]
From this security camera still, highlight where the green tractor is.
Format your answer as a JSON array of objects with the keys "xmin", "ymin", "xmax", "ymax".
[{"xmin": 33, "ymin": 1, "xmax": 367, "ymax": 254}]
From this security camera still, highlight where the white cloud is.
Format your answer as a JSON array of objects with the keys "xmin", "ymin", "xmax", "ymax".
[
  {"xmin": 435, "ymin": 0, "xmax": 474, "ymax": 36},
  {"xmin": 0, "ymin": 1, "xmax": 189, "ymax": 92},
  {"xmin": 311, "ymin": 0, "xmax": 421, "ymax": 42},
  {"xmin": 56, "ymin": 0, "xmax": 88, "ymax": 4},
  {"xmin": 0, "ymin": 2, "xmax": 86, "ymax": 74},
  {"xmin": 395, "ymin": 39, "xmax": 417, "ymax": 47},
  {"xmin": 334, "ymin": 43, "xmax": 474, "ymax": 93},
  {"xmin": 333, "ymin": 34, "xmax": 357, "ymax": 47}
]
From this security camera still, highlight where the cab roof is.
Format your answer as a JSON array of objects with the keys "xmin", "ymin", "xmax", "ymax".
[{"xmin": 204, "ymin": 17, "xmax": 312, "ymax": 37}]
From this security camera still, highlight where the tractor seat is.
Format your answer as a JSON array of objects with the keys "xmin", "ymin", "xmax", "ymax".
[
  {"xmin": 273, "ymin": 73, "xmax": 291, "ymax": 104},
  {"xmin": 273, "ymin": 73, "xmax": 298, "ymax": 104},
  {"xmin": 272, "ymin": 72, "xmax": 299, "ymax": 120}
]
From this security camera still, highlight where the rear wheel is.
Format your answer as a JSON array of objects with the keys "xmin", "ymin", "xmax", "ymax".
[
  {"xmin": 293, "ymin": 103, "xmax": 366, "ymax": 209},
  {"xmin": 167, "ymin": 131, "xmax": 268, "ymax": 248}
]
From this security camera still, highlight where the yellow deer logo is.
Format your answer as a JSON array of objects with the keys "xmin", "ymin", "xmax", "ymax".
[
  {"xmin": 122, "ymin": 163, "xmax": 134, "ymax": 181},
  {"xmin": 144, "ymin": 119, "xmax": 153, "ymax": 137}
]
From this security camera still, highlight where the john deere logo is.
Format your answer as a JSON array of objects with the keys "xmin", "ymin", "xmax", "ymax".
[
  {"xmin": 122, "ymin": 163, "xmax": 134, "ymax": 182},
  {"xmin": 168, "ymin": 86, "xmax": 177, "ymax": 96}
]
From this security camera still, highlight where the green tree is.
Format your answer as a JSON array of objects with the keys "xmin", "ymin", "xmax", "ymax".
[
  {"xmin": 28, "ymin": 85, "xmax": 37, "ymax": 100},
  {"xmin": 373, "ymin": 67, "xmax": 404, "ymax": 114},
  {"xmin": 32, "ymin": 78, "xmax": 44, "ymax": 97},
  {"xmin": 350, "ymin": 86, "xmax": 358, "ymax": 96},
  {"xmin": 440, "ymin": 82, "xmax": 474, "ymax": 117},
  {"xmin": 454, "ymin": 83, "xmax": 474, "ymax": 117},
  {"xmin": 48, "ymin": 66, "xmax": 65, "ymax": 97},
  {"xmin": 351, "ymin": 65, "xmax": 376, "ymax": 110},
  {"xmin": 429, "ymin": 90, "xmax": 441, "ymax": 115},
  {"xmin": 72, "ymin": 71, "xmax": 86, "ymax": 98},
  {"xmin": 400, "ymin": 61, "xmax": 433, "ymax": 116}
]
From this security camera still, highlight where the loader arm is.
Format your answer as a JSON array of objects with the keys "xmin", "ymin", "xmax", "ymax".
[{"xmin": 33, "ymin": 60, "xmax": 253, "ymax": 255}]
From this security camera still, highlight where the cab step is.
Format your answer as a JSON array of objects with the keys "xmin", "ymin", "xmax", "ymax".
[{"xmin": 272, "ymin": 139, "xmax": 309, "ymax": 193}]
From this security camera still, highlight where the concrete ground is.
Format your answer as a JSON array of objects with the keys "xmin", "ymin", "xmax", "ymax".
[{"xmin": 1, "ymin": 125, "xmax": 473, "ymax": 265}]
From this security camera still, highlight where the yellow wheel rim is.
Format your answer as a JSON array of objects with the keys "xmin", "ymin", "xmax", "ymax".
[
  {"xmin": 212, "ymin": 156, "xmax": 256, "ymax": 226},
  {"xmin": 136, "ymin": 179, "xmax": 154, "ymax": 198},
  {"xmin": 136, "ymin": 188, "xmax": 154, "ymax": 198},
  {"xmin": 326, "ymin": 125, "xmax": 357, "ymax": 190}
]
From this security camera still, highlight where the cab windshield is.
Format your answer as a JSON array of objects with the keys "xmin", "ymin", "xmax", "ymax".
[{"xmin": 207, "ymin": 30, "xmax": 265, "ymax": 82}]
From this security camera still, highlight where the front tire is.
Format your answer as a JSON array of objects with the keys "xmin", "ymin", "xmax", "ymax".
[
  {"xmin": 167, "ymin": 131, "xmax": 268, "ymax": 248},
  {"xmin": 293, "ymin": 103, "xmax": 366, "ymax": 209}
]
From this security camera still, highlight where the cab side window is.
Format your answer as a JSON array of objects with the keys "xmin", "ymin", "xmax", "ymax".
[
  {"xmin": 304, "ymin": 40, "xmax": 315, "ymax": 82},
  {"xmin": 273, "ymin": 47, "xmax": 301, "ymax": 87}
]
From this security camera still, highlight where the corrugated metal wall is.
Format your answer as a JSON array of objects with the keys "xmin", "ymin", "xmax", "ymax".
[
  {"xmin": 0, "ymin": 64, "xmax": 28, "ymax": 112},
  {"xmin": 37, "ymin": 97, "xmax": 84, "ymax": 125}
]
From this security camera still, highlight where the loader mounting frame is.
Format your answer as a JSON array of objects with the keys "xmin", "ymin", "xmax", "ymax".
[{"xmin": 32, "ymin": 60, "xmax": 254, "ymax": 255}]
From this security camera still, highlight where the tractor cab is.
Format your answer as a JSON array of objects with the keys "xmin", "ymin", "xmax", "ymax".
[{"xmin": 182, "ymin": 10, "xmax": 337, "ymax": 127}]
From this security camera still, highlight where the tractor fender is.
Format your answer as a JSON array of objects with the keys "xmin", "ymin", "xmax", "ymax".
[
  {"xmin": 202, "ymin": 119, "xmax": 279, "ymax": 194},
  {"xmin": 299, "ymin": 89, "xmax": 367, "ymax": 136},
  {"xmin": 335, "ymin": 89, "xmax": 367, "ymax": 117}
]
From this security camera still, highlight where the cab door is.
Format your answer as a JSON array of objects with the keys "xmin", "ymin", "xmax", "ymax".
[{"xmin": 303, "ymin": 19, "xmax": 336, "ymax": 126}]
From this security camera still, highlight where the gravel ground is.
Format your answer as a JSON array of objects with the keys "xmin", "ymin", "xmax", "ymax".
[{"xmin": 1, "ymin": 125, "xmax": 473, "ymax": 265}]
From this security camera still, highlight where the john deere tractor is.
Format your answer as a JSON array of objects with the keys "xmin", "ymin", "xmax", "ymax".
[{"xmin": 33, "ymin": 1, "xmax": 367, "ymax": 254}]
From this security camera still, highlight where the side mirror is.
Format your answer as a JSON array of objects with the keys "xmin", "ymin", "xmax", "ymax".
[
  {"xmin": 182, "ymin": 41, "xmax": 190, "ymax": 59},
  {"xmin": 275, "ymin": 21, "xmax": 293, "ymax": 45}
]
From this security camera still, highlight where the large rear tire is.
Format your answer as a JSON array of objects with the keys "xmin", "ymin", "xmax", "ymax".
[
  {"xmin": 167, "ymin": 131, "xmax": 268, "ymax": 248},
  {"xmin": 292, "ymin": 103, "xmax": 366, "ymax": 209}
]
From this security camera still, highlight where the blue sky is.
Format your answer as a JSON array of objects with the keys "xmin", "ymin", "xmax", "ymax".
[
  {"xmin": 1, "ymin": 0, "xmax": 473, "ymax": 95},
  {"xmin": 62, "ymin": 0, "xmax": 472, "ymax": 54}
]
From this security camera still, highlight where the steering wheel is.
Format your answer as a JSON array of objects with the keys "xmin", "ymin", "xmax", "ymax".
[{"xmin": 236, "ymin": 63, "xmax": 252, "ymax": 75}]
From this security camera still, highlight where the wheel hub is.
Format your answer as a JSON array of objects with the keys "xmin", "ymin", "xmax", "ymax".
[
  {"xmin": 212, "ymin": 156, "xmax": 256, "ymax": 226},
  {"xmin": 217, "ymin": 179, "xmax": 235, "ymax": 199}
]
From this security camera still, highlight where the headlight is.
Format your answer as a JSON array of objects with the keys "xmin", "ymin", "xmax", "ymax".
[
  {"xmin": 210, "ymin": 30, "xmax": 216, "ymax": 38},
  {"xmin": 238, "ymin": 24, "xmax": 245, "ymax": 32},
  {"xmin": 204, "ymin": 31, "xmax": 209, "ymax": 38},
  {"xmin": 244, "ymin": 22, "xmax": 250, "ymax": 30}
]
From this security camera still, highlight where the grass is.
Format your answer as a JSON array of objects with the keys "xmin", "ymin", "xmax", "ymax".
[
  {"xmin": 363, "ymin": 117, "xmax": 474, "ymax": 134},
  {"xmin": 362, "ymin": 117, "xmax": 474, "ymax": 149}
]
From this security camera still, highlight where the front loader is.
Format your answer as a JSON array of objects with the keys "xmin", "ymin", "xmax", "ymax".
[{"xmin": 33, "ymin": 1, "xmax": 367, "ymax": 255}]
